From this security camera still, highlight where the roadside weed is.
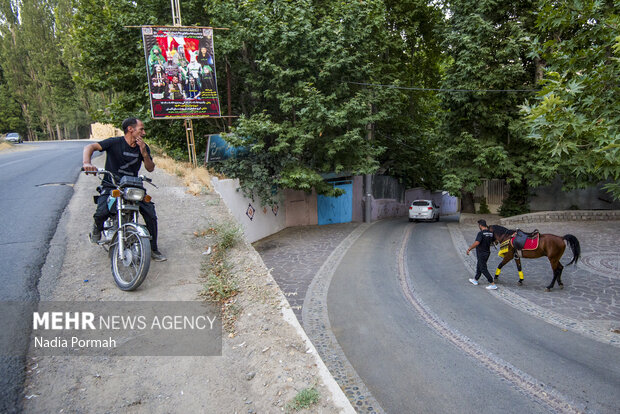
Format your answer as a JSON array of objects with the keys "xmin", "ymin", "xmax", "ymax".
[{"xmin": 285, "ymin": 387, "xmax": 320, "ymax": 412}]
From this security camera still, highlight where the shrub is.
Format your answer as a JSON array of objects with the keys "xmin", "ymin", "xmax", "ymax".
[{"xmin": 478, "ymin": 197, "xmax": 491, "ymax": 214}]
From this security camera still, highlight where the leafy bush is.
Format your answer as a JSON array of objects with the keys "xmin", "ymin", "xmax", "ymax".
[
  {"xmin": 499, "ymin": 182, "xmax": 530, "ymax": 217},
  {"xmin": 478, "ymin": 197, "xmax": 491, "ymax": 214}
]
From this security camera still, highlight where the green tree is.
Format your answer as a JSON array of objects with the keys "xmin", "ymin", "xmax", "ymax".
[
  {"xmin": 521, "ymin": 0, "xmax": 620, "ymax": 200},
  {"xmin": 0, "ymin": 66, "xmax": 26, "ymax": 134},
  {"xmin": 202, "ymin": 0, "xmax": 444, "ymax": 204},
  {"xmin": 0, "ymin": 0, "xmax": 92, "ymax": 140},
  {"xmin": 437, "ymin": 0, "xmax": 548, "ymax": 213}
]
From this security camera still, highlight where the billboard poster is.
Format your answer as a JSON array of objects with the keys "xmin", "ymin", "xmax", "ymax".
[
  {"xmin": 205, "ymin": 134, "xmax": 248, "ymax": 162},
  {"xmin": 142, "ymin": 26, "xmax": 221, "ymax": 119}
]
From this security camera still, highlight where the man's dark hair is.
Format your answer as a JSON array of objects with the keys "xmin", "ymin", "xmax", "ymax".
[
  {"xmin": 122, "ymin": 117, "xmax": 139, "ymax": 133},
  {"xmin": 478, "ymin": 219, "xmax": 487, "ymax": 227}
]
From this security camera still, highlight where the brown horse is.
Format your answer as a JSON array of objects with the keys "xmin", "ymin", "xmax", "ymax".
[{"xmin": 489, "ymin": 225, "xmax": 581, "ymax": 291}]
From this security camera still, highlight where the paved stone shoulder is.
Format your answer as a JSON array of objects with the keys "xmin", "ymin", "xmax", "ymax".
[{"xmin": 254, "ymin": 223, "xmax": 360, "ymax": 322}]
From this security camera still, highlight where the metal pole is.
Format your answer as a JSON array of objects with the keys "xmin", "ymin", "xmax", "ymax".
[
  {"xmin": 185, "ymin": 119, "xmax": 197, "ymax": 167},
  {"xmin": 364, "ymin": 111, "xmax": 373, "ymax": 223},
  {"xmin": 226, "ymin": 59, "xmax": 232, "ymax": 129},
  {"xmin": 172, "ymin": 2, "xmax": 198, "ymax": 167},
  {"xmin": 171, "ymin": 0, "xmax": 182, "ymax": 26}
]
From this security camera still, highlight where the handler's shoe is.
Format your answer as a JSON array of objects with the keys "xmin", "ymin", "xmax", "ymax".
[
  {"xmin": 468, "ymin": 278, "xmax": 479, "ymax": 286},
  {"xmin": 486, "ymin": 284, "xmax": 498, "ymax": 290}
]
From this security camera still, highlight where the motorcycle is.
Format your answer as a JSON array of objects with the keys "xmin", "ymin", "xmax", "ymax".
[{"xmin": 84, "ymin": 168, "xmax": 156, "ymax": 291}]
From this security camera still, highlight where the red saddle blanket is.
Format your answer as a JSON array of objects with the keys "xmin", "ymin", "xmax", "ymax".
[{"xmin": 510, "ymin": 234, "xmax": 539, "ymax": 250}]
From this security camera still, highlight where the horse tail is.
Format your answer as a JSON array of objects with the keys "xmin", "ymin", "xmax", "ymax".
[{"xmin": 563, "ymin": 234, "xmax": 580, "ymax": 266}]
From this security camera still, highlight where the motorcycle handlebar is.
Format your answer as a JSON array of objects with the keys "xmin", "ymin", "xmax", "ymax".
[{"xmin": 82, "ymin": 168, "xmax": 155, "ymax": 188}]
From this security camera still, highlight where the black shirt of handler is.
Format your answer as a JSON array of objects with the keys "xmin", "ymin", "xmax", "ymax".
[
  {"xmin": 99, "ymin": 136, "xmax": 151, "ymax": 187},
  {"xmin": 466, "ymin": 221, "xmax": 496, "ymax": 286},
  {"xmin": 475, "ymin": 229, "xmax": 494, "ymax": 254}
]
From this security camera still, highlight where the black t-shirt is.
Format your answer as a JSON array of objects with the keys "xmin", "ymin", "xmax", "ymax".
[
  {"xmin": 475, "ymin": 229, "xmax": 495, "ymax": 254},
  {"xmin": 98, "ymin": 136, "xmax": 150, "ymax": 186}
]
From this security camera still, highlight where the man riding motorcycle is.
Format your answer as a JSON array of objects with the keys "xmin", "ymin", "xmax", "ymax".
[{"xmin": 82, "ymin": 117, "xmax": 166, "ymax": 262}]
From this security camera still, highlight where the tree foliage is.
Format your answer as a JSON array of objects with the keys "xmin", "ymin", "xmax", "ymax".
[
  {"xmin": 521, "ymin": 0, "xmax": 620, "ymax": 200},
  {"xmin": 201, "ymin": 0, "xmax": 444, "ymax": 204},
  {"xmin": 0, "ymin": 0, "xmax": 90, "ymax": 140},
  {"xmin": 0, "ymin": 67, "xmax": 25, "ymax": 133},
  {"xmin": 1, "ymin": 0, "xmax": 616, "ymax": 206},
  {"xmin": 435, "ymin": 0, "xmax": 554, "ymax": 213}
]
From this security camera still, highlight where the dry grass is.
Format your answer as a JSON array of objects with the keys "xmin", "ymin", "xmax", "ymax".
[
  {"xmin": 153, "ymin": 155, "xmax": 213, "ymax": 195},
  {"xmin": 0, "ymin": 141, "xmax": 14, "ymax": 151}
]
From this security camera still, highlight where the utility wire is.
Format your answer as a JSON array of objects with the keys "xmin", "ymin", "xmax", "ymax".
[{"xmin": 347, "ymin": 81, "xmax": 539, "ymax": 93}]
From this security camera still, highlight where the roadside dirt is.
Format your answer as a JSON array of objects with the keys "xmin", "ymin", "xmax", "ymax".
[
  {"xmin": 0, "ymin": 142, "xmax": 33, "ymax": 152},
  {"xmin": 23, "ymin": 156, "xmax": 351, "ymax": 413}
]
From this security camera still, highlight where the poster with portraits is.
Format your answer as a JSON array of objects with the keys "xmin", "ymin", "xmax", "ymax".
[{"xmin": 142, "ymin": 26, "xmax": 221, "ymax": 119}]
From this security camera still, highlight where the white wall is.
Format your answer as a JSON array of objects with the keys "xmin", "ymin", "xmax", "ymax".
[{"xmin": 211, "ymin": 177, "xmax": 287, "ymax": 243}]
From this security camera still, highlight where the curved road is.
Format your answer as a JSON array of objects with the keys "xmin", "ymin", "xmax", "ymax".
[
  {"xmin": 328, "ymin": 218, "xmax": 620, "ymax": 413},
  {"xmin": 0, "ymin": 141, "xmax": 91, "ymax": 413}
]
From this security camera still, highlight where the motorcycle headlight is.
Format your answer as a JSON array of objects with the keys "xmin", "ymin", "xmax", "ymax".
[{"xmin": 124, "ymin": 187, "xmax": 145, "ymax": 201}]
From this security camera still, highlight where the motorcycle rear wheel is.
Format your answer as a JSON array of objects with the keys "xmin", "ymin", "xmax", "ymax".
[{"xmin": 110, "ymin": 228, "xmax": 151, "ymax": 291}]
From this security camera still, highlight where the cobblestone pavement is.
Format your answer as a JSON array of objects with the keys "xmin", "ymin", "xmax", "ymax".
[
  {"xmin": 254, "ymin": 222, "xmax": 360, "ymax": 321},
  {"xmin": 452, "ymin": 220, "xmax": 620, "ymax": 346}
]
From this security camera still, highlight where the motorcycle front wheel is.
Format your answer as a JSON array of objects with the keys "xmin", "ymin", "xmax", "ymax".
[{"xmin": 110, "ymin": 227, "xmax": 151, "ymax": 291}]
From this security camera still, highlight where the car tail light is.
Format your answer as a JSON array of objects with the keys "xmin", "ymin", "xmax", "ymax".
[
  {"xmin": 409, "ymin": 206, "xmax": 413, "ymax": 210},
  {"xmin": 428, "ymin": 207, "xmax": 433, "ymax": 210}
]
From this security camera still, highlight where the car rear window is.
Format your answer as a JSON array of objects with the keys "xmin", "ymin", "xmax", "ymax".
[
  {"xmin": 412, "ymin": 201, "xmax": 430, "ymax": 206},
  {"xmin": 7, "ymin": 133, "xmax": 18, "ymax": 137}
]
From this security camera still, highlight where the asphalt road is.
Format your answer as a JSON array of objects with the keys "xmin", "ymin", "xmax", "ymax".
[
  {"xmin": 0, "ymin": 141, "xmax": 90, "ymax": 413},
  {"xmin": 328, "ymin": 218, "xmax": 620, "ymax": 413}
]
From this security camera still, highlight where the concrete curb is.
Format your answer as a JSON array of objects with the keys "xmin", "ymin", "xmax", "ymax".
[{"xmin": 280, "ymin": 301, "xmax": 356, "ymax": 414}]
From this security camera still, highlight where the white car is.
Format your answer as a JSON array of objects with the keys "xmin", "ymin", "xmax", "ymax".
[
  {"xmin": 408, "ymin": 200, "xmax": 440, "ymax": 222},
  {"xmin": 5, "ymin": 132, "xmax": 23, "ymax": 143}
]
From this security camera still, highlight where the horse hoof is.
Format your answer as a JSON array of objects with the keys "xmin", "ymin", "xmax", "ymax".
[
  {"xmin": 518, "ymin": 280, "xmax": 523, "ymax": 286},
  {"xmin": 545, "ymin": 288, "xmax": 551, "ymax": 292},
  {"xmin": 559, "ymin": 284, "xmax": 564, "ymax": 289}
]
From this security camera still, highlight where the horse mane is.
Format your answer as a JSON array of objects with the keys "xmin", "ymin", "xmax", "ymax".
[{"xmin": 489, "ymin": 225, "xmax": 516, "ymax": 235}]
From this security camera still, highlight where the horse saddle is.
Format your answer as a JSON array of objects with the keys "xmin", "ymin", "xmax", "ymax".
[{"xmin": 511, "ymin": 230, "xmax": 540, "ymax": 251}]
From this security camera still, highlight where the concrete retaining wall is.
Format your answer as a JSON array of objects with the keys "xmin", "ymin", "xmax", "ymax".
[
  {"xmin": 213, "ymin": 175, "xmax": 461, "ymax": 242},
  {"xmin": 500, "ymin": 210, "xmax": 620, "ymax": 225},
  {"xmin": 211, "ymin": 177, "xmax": 286, "ymax": 243}
]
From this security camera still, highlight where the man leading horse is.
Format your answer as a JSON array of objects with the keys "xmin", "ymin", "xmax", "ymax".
[{"xmin": 488, "ymin": 225, "xmax": 580, "ymax": 291}]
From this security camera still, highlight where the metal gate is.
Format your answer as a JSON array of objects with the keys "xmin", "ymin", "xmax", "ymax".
[
  {"xmin": 317, "ymin": 181, "xmax": 353, "ymax": 225},
  {"xmin": 474, "ymin": 179, "xmax": 508, "ymax": 205}
]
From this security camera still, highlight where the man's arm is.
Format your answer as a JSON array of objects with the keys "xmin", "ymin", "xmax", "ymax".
[
  {"xmin": 136, "ymin": 137, "xmax": 155, "ymax": 172},
  {"xmin": 466, "ymin": 241, "xmax": 480, "ymax": 255},
  {"xmin": 82, "ymin": 142, "xmax": 103, "ymax": 172}
]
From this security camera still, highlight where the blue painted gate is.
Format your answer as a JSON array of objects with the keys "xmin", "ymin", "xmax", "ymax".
[{"xmin": 317, "ymin": 181, "xmax": 353, "ymax": 225}]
